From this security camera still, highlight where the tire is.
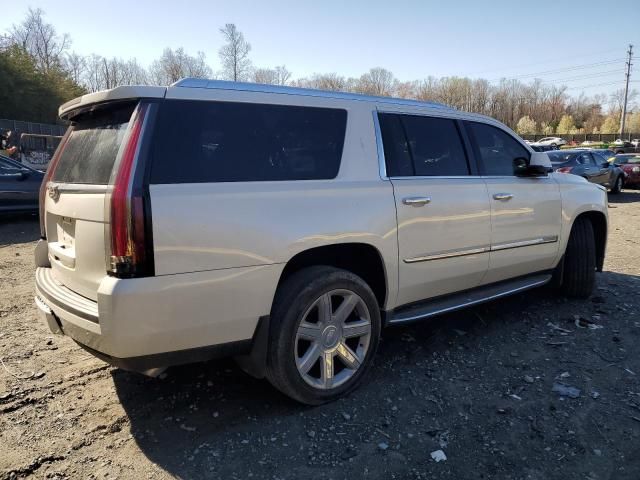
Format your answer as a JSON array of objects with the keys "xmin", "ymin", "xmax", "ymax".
[
  {"xmin": 560, "ymin": 217, "xmax": 596, "ymax": 298},
  {"xmin": 610, "ymin": 175, "xmax": 623, "ymax": 194},
  {"xmin": 265, "ymin": 266, "xmax": 381, "ymax": 405}
]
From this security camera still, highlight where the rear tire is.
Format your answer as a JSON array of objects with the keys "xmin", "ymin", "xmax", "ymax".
[
  {"xmin": 560, "ymin": 217, "xmax": 596, "ymax": 298},
  {"xmin": 265, "ymin": 266, "xmax": 381, "ymax": 405},
  {"xmin": 610, "ymin": 175, "xmax": 623, "ymax": 194}
]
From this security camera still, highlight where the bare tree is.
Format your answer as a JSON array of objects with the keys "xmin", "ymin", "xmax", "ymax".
[
  {"xmin": 253, "ymin": 65, "xmax": 291, "ymax": 85},
  {"xmin": 83, "ymin": 54, "xmax": 149, "ymax": 92},
  {"xmin": 63, "ymin": 52, "xmax": 86, "ymax": 85},
  {"xmin": 9, "ymin": 7, "xmax": 71, "ymax": 73},
  {"xmin": 296, "ymin": 73, "xmax": 348, "ymax": 91},
  {"xmin": 218, "ymin": 24, "xmax": 252, "ymax": 81},
  {"xmin": 149, "ymin": 47, "xmax": 212, "ymax": 85},
  {"xmin": 354, "ymin": 68, "xmax": 396, "ymax": 96}
]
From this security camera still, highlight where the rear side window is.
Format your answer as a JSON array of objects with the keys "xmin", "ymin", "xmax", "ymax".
[
  {"xmin": 378, "ymin": 113, "xmax": 470, "ymax": 177},
  {"xmin": 52, "ymin": 102, "xmax": 136, "ymax": 184},
  {"xmin": 150, "ymin": 100, "xmax": 347, "ymax": 183},
  {"xmin": 466, "ymin": 121, "xmax": 530, "ymax": 176}
]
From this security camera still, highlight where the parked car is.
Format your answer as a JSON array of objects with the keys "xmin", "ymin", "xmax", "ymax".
[
  {"xmin": 530, "ymin": 143, "xmax": 556, "ymax": 152},
  {"xmin": 535, "ymin": 136, "xmax": 567, "ymax": 147},
  {"xmin": 19, "ymin": 133, "xmax": 63, "ymax": 171},
  {"xmin": 34, "ymin": 80, "xmax": 608, "ymax": 405},
  {"xmin": 631, "ymin": 139, "xmax": 639, "ymax": 147},
  {"xmin": 0, "ymin": 153, "xmax": 45, "ymax": 213},
  {"xmin": 548, "ymin": 149, "xmax": 624, "ymax": 193},
  {"xmin": 608, "ymin": 141, "xmax": 640, "ymax": 155},
  {"xmin": 614, "ymin": 154, "xmax": 640, "ymax": 188}
]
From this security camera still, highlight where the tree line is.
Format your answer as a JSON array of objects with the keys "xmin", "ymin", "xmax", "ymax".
[{"xmin": 1, "ymin": 7, "xmax": 638, "ymax": 133}]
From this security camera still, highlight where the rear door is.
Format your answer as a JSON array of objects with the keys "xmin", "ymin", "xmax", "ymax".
[
  {"xmin": 379, "ymin": 112, "xmax": 491, "ymax": 306},
  {"xmin": 464, "ymin": 121, "xmax": 561, "ymax": 284},
  {"xmin": 0, "ymin": 157, "xmax": 35, "ymax": 211},
  {"xmin": 44, "ymin": 101, "xmax": 139, "ymax": 301}
]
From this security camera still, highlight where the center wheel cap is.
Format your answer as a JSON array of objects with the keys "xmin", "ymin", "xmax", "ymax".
[{"xmin": 322, "ymin": 325, "xmax": 340, "ymax": 349}]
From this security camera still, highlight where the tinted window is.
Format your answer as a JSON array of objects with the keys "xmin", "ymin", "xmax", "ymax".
[
  {"xmin": 150, "ymin": 100, "xmax": 347, "ymax": 183},
  {"xmin": 0, "ymin": 157, "xmax": 21, "ymax": 173},
  {"xmin": 379, "ymin": 113, "xmax": 469, "ymax": 176},
  {"xmin": 466, "ymin": 122, "xmax": 530, "ymax": 176},
  {"xmin": 378, "ymin": 114, "xmax": 412, "ymax": 177},
  {"xmin": 52, "ymin": 102, "xmax": 136, "ymax": 184}
]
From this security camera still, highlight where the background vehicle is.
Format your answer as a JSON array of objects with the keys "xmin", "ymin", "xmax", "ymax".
[
  {"xmin": 0, "ymin": 153, "xmax": 44, "ymax": 213},
  {"xmin": 535, "ymin": 136, "xmax": 567, "ymax": 147},
  {"xmin": 608, "ymin": 140, "xmax": 640, "ymax": 155},
  {"xmin": 19, "ymin": 133, "xmax": 62, "ymax": 171},
  {"xmin": 614, "ymin": 154, "xmax": 640, "ymax": 188},
  {"xmin": 35, "ymin": 81, "xmax": 608, "ymax": 405},
  {"xmin": 530, "ymin": 143, "xmax": 556, "ymax": 152},
  {"xmin": 549, "ymin": 149, "xmax": 624, "ymax": 193}
]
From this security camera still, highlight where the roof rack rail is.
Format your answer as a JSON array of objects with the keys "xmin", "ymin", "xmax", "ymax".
[{"xmin": 172, "ymin": 78, "xmax": 453, "ymax": 110}]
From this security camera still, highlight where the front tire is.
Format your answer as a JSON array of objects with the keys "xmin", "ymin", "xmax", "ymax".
[
  {"xmin": 560, "ymin": 217, "xmax": 596, "ymax": 298},
  {"xmin": 265, "ymin": 266, "xmax": 381, "ymax": 405},
  {"xmin": 610, "ymin": 175, "xmax": 623, "ymax": 194}
]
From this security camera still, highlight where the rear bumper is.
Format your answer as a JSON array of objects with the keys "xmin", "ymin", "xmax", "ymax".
[{"xmin": 34, "ymin": 264, "xmax": 283, "ymax": 371}]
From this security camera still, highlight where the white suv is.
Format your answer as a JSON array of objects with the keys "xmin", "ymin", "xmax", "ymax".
[{"xmin": 35, "ymin": 79, "xmax": 608, "ymax": 404}]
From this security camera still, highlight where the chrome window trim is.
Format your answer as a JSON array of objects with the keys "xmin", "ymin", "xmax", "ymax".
[{"xmin": 372, "ymin": 111, "xmax": 388, "ymax": 180}]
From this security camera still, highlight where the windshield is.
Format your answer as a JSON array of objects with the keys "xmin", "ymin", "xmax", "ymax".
[
  {"xmin": 616, "ymin": 155, "xmax": 640, "ymax": 164},
  {"xmin": 547, "ymin": 151, "xmax": 576, "ymax": 164}
]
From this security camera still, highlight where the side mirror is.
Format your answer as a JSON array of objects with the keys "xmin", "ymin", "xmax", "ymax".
[{"xmin": 514, "ymin": 153, "xmax": 551, "ymax": 177}]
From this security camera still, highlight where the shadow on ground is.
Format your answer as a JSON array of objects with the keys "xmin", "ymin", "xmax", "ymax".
[
  {"xmin": 112, "ymin": 271, "xmax": 640, "ymax": 478},
  {"xmin": 0, "ymin": 214, "xmax": 39, "ymax": 246},
  {"xmin": 607, "ymin": 188, "xmax": 640, "ymax": 204}
]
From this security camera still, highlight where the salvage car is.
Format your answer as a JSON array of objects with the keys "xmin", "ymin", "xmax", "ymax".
[
  {"xmin": 35, "ymin": 80, "xmax": 608, "ymax": 404},
  {"xmin": 614, "ymin": 154, "xmax": 640, "ymax": 188},
  {"xmin": 548, "ymin": 149, "xmax": 624, "ymax": 194},
  {"xmin": 0, "ymin": 153, "xmax": 44, "ymax": 214}
]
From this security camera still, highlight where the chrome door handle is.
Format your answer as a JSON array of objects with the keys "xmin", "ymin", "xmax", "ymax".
[
  {"xmin": 493, "ymin": 193, "xmax": 514, "ymax": 201},
  {"xmin": 402, "ymin": 196, "xmax": 431, "ymax": 206}
]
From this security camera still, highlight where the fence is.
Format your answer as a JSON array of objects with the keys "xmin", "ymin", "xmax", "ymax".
[
  {"xmin": 521, "ymin": 133, "xmax": 640, "ymax": 143},
  {"xmin": 0, "ymin": 118, "xmax": 67, "ymax": 137}
]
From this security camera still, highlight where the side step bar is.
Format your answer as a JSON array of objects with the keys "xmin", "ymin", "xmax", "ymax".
[{"xmin": 388, "ymin": 273, "xmax": 552, "ymax": 325}]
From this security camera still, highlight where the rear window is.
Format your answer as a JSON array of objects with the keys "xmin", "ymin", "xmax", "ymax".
[
  {"xmin": 52, "ymin": 102, "xmax": 136, "ymax": 184},
  {"xmin": 150, "ymin": 100, "xmax": 347, "ymax": 184}
]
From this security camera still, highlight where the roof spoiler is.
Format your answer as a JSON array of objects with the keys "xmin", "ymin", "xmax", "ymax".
[{"xmin": 59, "ymin": 85, "xmax": 167, "ymax": 120}]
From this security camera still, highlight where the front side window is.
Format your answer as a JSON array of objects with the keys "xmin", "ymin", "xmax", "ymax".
[
  {"xmin": 378, "ymin": 113, "xmax": 470, "ymax": 177},
  {"xmin": 466, "ymin": 122, "xmax": 530, "ymax": 176},
  {"xmin": 150, "ymin": 100, "xmax": 347, "ymax": 183}
]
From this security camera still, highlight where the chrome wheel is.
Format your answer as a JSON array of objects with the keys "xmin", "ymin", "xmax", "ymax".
[{"xmin": 294, "ymin": 289, "xmax": 372, "ymax": 390}]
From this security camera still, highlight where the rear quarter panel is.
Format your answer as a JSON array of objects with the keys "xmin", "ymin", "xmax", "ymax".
[{"xmin": 149, "ymin": 94, "xmax": 399, "ymax": 309}]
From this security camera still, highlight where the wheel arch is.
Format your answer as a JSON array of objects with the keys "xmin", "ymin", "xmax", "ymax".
[
  {"xmin": 570, "ymin": 210, "xmax": 607, "ymax": 271},
  {"xmin": 276, "ymin": 243, "xmax": 389, "ymax": 310}
]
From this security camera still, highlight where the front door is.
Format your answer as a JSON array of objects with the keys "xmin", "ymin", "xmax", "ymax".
[
  {"xmin": 464, "ymin": 121, "xmax": 562, "ymax": 284},
  {"xmin": 378, "ymin": 112, "xmax": 491, "ymax": 307}
]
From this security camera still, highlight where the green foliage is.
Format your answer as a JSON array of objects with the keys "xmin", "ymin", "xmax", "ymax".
[
  {"xmin": 0, "ymin": 45, "xmax": 85, "ymax": 124},
  {"xmin": 556, "ymin": 115, "xmax": 575, "ymax": 134}
]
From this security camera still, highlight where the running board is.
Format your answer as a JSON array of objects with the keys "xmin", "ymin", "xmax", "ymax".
[{"xmin": 388, "ymin": 273, "xmax": 552, "ymax": 325}]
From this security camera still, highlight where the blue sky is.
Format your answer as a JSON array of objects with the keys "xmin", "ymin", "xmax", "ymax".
[{"xmin": 4, "ymin": 0, "xmax": 638, "ymax": 96}]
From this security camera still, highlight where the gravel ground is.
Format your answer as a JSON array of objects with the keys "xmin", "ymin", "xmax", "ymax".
[{"xmin": 1, "ymin": 190, "xmax": 639, "ymax": 480}]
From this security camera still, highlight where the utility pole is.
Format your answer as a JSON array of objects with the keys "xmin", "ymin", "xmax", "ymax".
[{"xmin": 620, "ymin": 44, "xmax": 633, "ymax": 139}]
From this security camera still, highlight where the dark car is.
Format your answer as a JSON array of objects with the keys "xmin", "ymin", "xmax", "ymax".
[
  {"xmin": 0, "ymin": 153, "xmax": 45, "ymax": 214},
  {"xmin": 609, "ymin": 141, "xmax": 640, "ymax": 155},
  {"xmin": 548, "ymin": 149, "xmax": 625, "ymax": 193},
  {"xmin": 614, "ymin": 154, "xmax": 640, "ymax": 188}
]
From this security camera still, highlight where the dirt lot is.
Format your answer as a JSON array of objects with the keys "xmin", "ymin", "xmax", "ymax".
[{"xmin": 1, "ymin": 191, "xmax": 639, "ymax": 480}]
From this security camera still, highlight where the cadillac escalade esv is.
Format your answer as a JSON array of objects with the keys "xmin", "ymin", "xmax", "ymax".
[{"xmin": 35, "ymin": 79, "xmax": 608, "ymax": 404}]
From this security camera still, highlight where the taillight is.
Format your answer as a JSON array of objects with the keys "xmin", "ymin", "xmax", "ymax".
[
  {"xmin": 39, "ymin": 129, "xmax": 71, "ymax": 238},
  {"xmin": 556, "ymin": 167, "xmax": 573, "ymax": 174},
  {"xmin": 109, "ymin": 103, "xmax": 151, "ymax": 278}
]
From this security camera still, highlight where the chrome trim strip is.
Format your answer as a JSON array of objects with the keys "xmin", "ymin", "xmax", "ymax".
[
  {"xmin": 46, "ymin": 182, "xmax": 110, "ymax": 194},
  {"xmin": 389, "ymin": 276, "xmax": 551, "ymax": 324},
  {"xmin": 404, "ymin": 246, "xmax": 490, "ymax": 263},
  {"xmin": 491, "ymin": 235, "xmax": 558, "ymax": 252},
  {"xmin": 372, "ymin": 111, "xmax": 388, "ymax": 180},
  {"xmin": 173, "ymin": 78, "xmax": 452, "ymax": 110},
  {"xmin": 403, "ymin": 236, "xmax": 558, "ymax": 263}
]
